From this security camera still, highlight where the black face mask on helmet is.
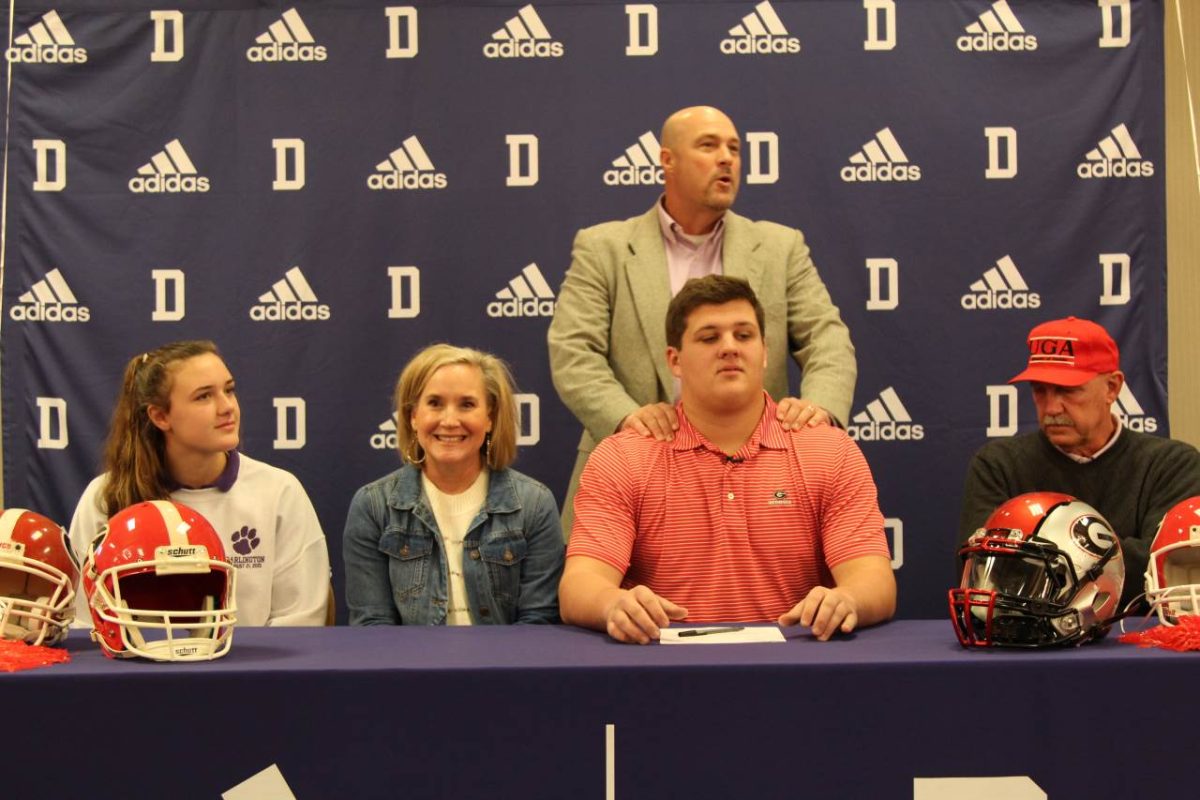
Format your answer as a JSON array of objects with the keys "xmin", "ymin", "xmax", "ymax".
[{"xmin": 950, "ymin": 492, "xmax": 1124, "ymax": 648}]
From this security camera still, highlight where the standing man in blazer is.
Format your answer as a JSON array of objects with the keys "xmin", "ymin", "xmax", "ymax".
[{"xmin": 549, "ymin": 106, "xmax": 857, "ymax": 538}]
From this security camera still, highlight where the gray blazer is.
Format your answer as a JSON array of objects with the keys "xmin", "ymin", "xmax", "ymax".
[{"xmin": 547, "ymin": 205, "xmax": 857, "ymax": 535}]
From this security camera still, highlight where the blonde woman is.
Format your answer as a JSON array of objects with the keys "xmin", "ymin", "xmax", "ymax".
[{"xmin": 343, "ymin": 344, "xmax": 563, "ymax": 625}]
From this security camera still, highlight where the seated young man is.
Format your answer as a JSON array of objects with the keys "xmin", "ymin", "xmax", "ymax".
[{"xmin": 559, "ymin": 275, "xmax": 895, "ymax": 644}]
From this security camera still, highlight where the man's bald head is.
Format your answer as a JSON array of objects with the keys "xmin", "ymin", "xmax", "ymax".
[
  {"xmin": 660, "ymin": 106, "xmax": 736, "ymax": 150},
  {"xmin": 659, "ymin": 106, "xmax": 741, "ymax": 234}
]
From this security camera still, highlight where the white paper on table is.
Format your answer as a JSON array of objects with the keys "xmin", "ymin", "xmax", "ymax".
[
  {"xmin": 659, "ymin": 626, "xmax": 785, "ymax": 644},
  {"xmin": 222, "ymin": 765, "xmax": 297, "ymax": 800}
]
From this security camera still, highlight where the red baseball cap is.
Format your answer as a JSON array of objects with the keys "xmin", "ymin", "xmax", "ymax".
[{"xmin": 1009, "ymin": 317, "xmax": 1120, "ymax": 386}]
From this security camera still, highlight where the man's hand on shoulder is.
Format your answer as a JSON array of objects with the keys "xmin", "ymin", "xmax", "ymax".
[
  {"xmin": 619, "ymin": 403, "xmax": 679, "ymax": 441},
  {"xmin": 776, "ymin": 397, "xmax": 832, "ymax": 430},
  {"xmin": 605, "ymin": 585, "xmax": 688, "ymax": 644},
  {"xmin": 778, "ymin": 586, "xmax": 858, "ymax": 641}
]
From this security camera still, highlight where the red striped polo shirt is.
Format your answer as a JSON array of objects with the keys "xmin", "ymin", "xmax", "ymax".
[{"xmin": 568, "ymin": 396, "xmax": 890, "ymax": 622}]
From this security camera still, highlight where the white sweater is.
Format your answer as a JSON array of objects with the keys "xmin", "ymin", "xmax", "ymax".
[{"xmin": 69, "ymin": 453, "xmax": 330, "ymax": 627}]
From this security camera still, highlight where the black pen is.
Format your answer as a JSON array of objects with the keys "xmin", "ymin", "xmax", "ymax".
[{"xmin": 677, "ymin": 626, "xmax": 745, "ymax": 638}]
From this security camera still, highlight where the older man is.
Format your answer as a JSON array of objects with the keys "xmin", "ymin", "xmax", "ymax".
[
  {"xmin": 559, "ymin": 276, "xmax": 894, "ymax": 644},
  {"xmin": 959, "ymin": 316, "xmax": 1200, "ymax": 608},
  {"xmin": 548, "ymin": 106, "xmax": 856, "ymax": 538}
]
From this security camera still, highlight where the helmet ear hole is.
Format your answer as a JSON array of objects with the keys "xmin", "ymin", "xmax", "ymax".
[{"xmin": 1092, "ymin": 591, "xmax": 1110, "ymax": 612}]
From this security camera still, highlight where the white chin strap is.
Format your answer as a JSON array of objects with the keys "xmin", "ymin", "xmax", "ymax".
[{"xmin": 135, "ymin": 636, "xmax": 225, "ymax": 661}]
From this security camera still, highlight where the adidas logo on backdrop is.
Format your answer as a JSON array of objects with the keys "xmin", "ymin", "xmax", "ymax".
[
  {"xmin": 484, "ymin": 5, "xmax": 563, "ymax": 58},
  {"xmin": 841, "ymin": 128, "xmax": 920, "ymax": 182},
  {"xmin": 1116, "ymin": 384, "xmax": 1158, "ymax": 433},
  {"xmin": 960, "ymin": 255, "xmax": 1041, "ymax": 310},
  {"xmin": 847, "ymin": 387, "xmax": 924, "ymax": 442},
  {"xmin": 250, "ymin": 266, "xmax": 331, "ymax": 321},
  {"xmin": 6, "ymin": 10, "xmax": 87, "ymax": 63},
  {"xmin": 10, "ymin": 268, "xmax": 90, "ymax": 322},
  {"xmin": 370, "ymin": 415, "xmax": 400, "ymax": 450},
  {"xmin": 957, "ymin": 0, "xmax": 1037, "ymax": 52},
  {"xmin": 129, "ymin": 140, "xmax": 210, "ymax": 193},
  {"xmin": 368, "ymin": 137, "xmax": 448, "ymax": 190},
  {"xmin": 720, "ymin": 1, "xmax": 800, "ymax": 55},
  {"xmin": 487, "ymin": 264, "xmax": 556, "ymax": 317},
  {"xmin": 603, "ymin": 132, "xmax": 663, "ymax": 186},
  {"xmin": 247, "ymin": 8, "xmax": 327, "ymax": 62},
  {"xmin": 1077, "ymin": 124, "xmax": 1154, "ymax": 179}
]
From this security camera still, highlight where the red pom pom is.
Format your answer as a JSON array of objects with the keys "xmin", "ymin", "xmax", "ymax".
[
  {"xmin": 0, "ymin": 639, "xmax": 71, "ymax": 671},
  {"xmin": 1119, "ymin": 615, "xmax": 1200, "ymax": 652}
]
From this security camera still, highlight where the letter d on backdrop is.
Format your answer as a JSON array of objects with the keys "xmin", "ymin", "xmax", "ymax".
[
  {"xmin": 866, "ymin": 258, "xmax": 898, "ymax": 310},
  {"xmin": 151, "ymin": 269, "xmax": 186, "ymax": 321},
  {"xmin": 745, "ymin": 132, "xmax": 778, "ymax": 185},
  {"xmin": 625, "ymin": 5, "xmax": 658, "ymax": 56},
  {"xmin": 984, "ymin": 127, "xmax": 1017, "ymax": 179},
  {"xmin": 863, "ymin": 0, "xmax": 895, "ymax": 51},
  {"xmin": 150, "ymin": 10, "xmax": 184, "ymax": 62},
  {"xmin": 37, "ymin": 397, "xmax": 68, "ymax": 449},
  {"xmin": 1098, "ymin": 253, "xmax": 1130, "ymax": 306},
  {"xmin": 516, "ymin": 393, "xmax": 540, "ymax": 446},
  {"xmin": 986, "ymin": 385, "xmax": 1017, "ymax": 438},
  {"xmin": 33, "ymin": 140, "xmax": 66, "ymax": 191},
  {"xmin": 273, "ymin": 398, "xmax": 307, "ymax": 449},
  {"xmin": 388, "ymin": 267, "xmax": 421, "ymax": 319},
  {"xmin": 386, "ymin": 7, "xmax": 418, "ymax": 58},
  {"xmin": 272, "ymin": 139, "xmax": 306, "ymax": 191},
  {"xmin": 505, "ymin": 134, "xmax": 539, "ymax": 187}
]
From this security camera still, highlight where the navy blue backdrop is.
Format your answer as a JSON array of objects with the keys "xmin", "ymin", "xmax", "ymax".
[{"xmin": 0, "ymin": 0, "xmax": 1165, "ymax": 621}]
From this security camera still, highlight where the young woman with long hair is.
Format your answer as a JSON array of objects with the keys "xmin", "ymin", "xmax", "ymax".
[{"xmin": 69, "ymin": 340, "xmax": 330, "ymax": 626}]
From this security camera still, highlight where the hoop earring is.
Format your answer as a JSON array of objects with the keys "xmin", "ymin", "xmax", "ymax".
[
  {"xmin": 408, "ymin": 441, "xmax": 426, "ymax": 465},
  {"xmin": 485, "ymin": 433, "xmax": 493, "ymax": 467}
]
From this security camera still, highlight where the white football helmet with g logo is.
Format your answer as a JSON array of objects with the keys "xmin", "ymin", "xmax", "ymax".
[{"xmin": 951, "ymin": 492, "xmax": 1124, "ymax": 647}]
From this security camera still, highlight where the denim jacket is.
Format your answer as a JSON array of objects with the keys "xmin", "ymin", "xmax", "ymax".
[{"xmin": 343, "ymin": 464, "xmax": 564, "ymax": 625}]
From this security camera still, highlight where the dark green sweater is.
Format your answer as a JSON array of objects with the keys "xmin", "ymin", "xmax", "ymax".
[{"xmin": 959, "ymin": 428, "xmax": 1200, "ymax": 609}]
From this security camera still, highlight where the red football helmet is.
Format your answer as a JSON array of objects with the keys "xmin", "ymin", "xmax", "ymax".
[
  {"xmin": 83, "ymin": 500, "xmax": 237, "ymax": 661},
  {"xmin": 1145, "ymin": 496, "xmax": 1200, "ymax": 626},
  {"xmin": 950, "ymin": 492, "xmax": 1124, "ymax": 647},
  {"xmin": 0, "ymin": 508, "xmax": 79, "ymax": 646}
]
